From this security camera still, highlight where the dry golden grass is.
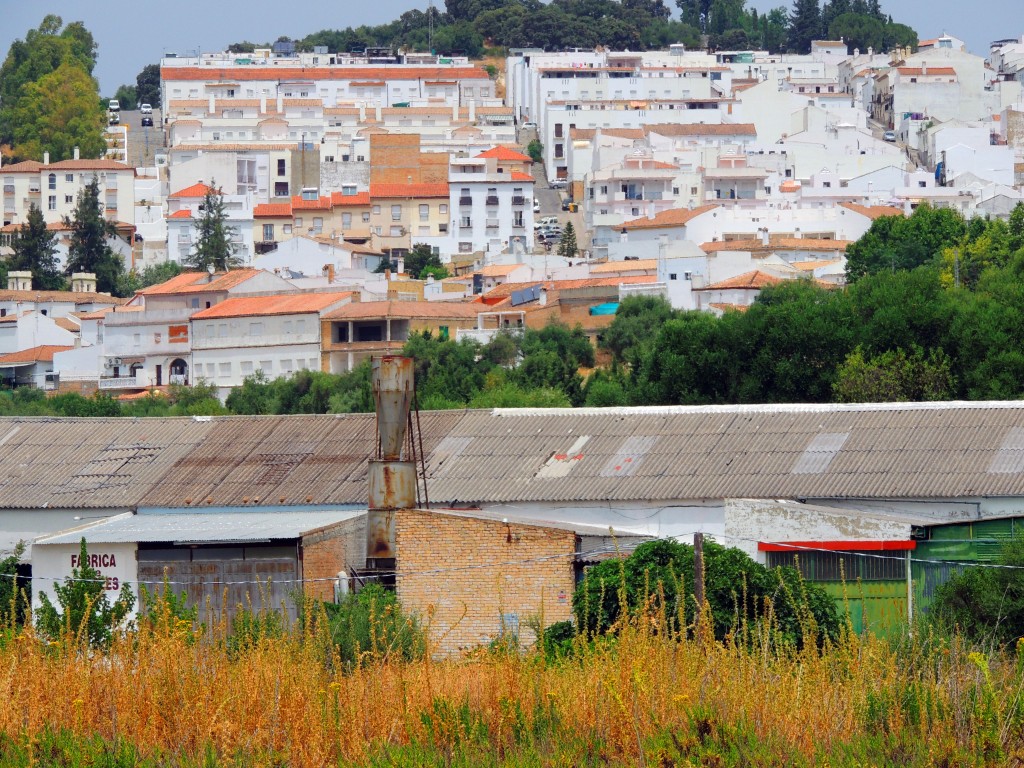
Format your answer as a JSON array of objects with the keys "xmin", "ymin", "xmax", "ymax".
[{"xmin": 0, "ymin": 596, "xmax": 1022, "ymax": 767}]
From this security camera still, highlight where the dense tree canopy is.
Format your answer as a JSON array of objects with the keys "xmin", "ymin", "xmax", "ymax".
[
  {"xmin": 63, "ymin": 177, "xmax": 127, "ymax": 296},
  {"xmin": 9, "ymin": 204, "xmax": 64, "ymax": 291},
  {"xmin": 135, "ymin": 63, "xmax": 161, "ymax": 108},
  {"xmin": 0, "ymin": 16, "xmax": 102, "ymax": 161}
]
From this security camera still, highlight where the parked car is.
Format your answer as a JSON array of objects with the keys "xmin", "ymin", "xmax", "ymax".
[
  {"xmin": 521, "ymin": 121, "xmax": 537, "ymax": 130},
  {"xmin": 538, "ymin": 216, "xmax": 559, "ymax": 227},
  {"xmin": 108, "ymin": 112, "xmax": 120, "ymax": 125},
  {"xmin": 561, "ymin": 199, "xmax": 572, "ymax": 211},
  {"xmin": 139, "ymin": 103, "xmax": 153, "ymax": 115},
  {"xmin": 107, "ymin": 99, "xmax": 120, "ymax": 112},
  {"xmin": 141, "ymin": 116, "xmax": 153, "ymax": 127},
  {"xmin": 883, "ymin": 130, "xmax": 896, "ymax": 142},
  {"xmin": 550, "ymin": 180, "xmax": 567, "ymax": 190},
  {"xmin": 533, "ymin": 198, "xmax": 540, "ymax": 213}
]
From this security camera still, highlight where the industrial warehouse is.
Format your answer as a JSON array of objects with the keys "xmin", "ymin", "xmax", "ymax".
[{"xmin": 10, "ymin": 394, "xmax": 1024, "ymax": 650}]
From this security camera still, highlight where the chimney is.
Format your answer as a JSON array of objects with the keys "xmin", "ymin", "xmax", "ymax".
[
  {"xmin": 538, "ymin": 287, "xmax": 548, "ymax": 306},
  {"xmin": 7, "ymin": 271, "xmax": 32, "ymax": 291},
  {"xmin": 921, "ymin": 61, "xmax": 927, "ymax": 75},
  {"xmin": 366, "ymin": 356, "xmax": 416, "ymax": 565},
  {"xmin": 70, "ymin": 272, "xmax": 97, "ymax": 293},
  {"xmin": 43, "ymin": 152, "xmax": 49, "ymax": 166},
  {"xmin": 73, "ymin": 146, "xmax": 80, "ymax": 160},
  {"xmin": 327, "ymin": 263, "xmax": 335, "ymax": 283},
  {"xmin": 868, "ymin": 46, "xmax": 873, "ymax": 56},
  {"xmin": 759, "ymin": 227, "xmax": 769, "ymax": 246}
]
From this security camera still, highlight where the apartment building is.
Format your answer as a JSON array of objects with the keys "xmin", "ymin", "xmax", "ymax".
[
  {"xmin": 449, "ymin": 147, "xmax": 535, "ymax": 257},
  {"xmin": 166, "ymin": 182, "xmax": 255, "ymax": 265}
]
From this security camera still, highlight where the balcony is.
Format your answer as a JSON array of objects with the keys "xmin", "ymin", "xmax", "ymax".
[
  {"xmin": 98, "ymin": 375, "xmax": 142, "ymax": 390},
  {"xmin": 459, "ymin": 196, "xmax": 473, "ymax": 206},
  {"xmin": 512, "ymin": 196, "xmax": 526, "ymax": 206},
  {"xmin": 485, "ymin": 195, "xmax": 500, "ymax": 206}
]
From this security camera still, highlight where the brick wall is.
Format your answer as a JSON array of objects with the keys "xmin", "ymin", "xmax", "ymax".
[
  {"xmin": 51, "ymin": 380, "xmax": 99, "ymax": 396},
  {"xmin": 395, "ymin": 509, "xmax": 576, "ymax": 656},
  {"xmin": 301, "ymin": 515, "xmax": 367, "ymax": 602}
]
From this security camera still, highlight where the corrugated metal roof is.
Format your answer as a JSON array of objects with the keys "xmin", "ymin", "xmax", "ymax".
[{"xmin": 37, "ymin": 510, "xmax": 363, "ymax": 545}]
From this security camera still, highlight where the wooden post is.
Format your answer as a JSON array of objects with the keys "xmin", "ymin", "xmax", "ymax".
[{"xmin": 694, "ymin": 532, "xmax": 705, "ymax": 611}]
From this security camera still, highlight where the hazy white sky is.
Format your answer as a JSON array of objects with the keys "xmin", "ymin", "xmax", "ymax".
[{"xmin": 0, "ymin": 0, "xmax": 1017, "ymax": 95}]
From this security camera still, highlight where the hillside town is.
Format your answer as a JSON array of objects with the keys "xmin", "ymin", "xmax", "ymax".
[{"xmin": 0, "ymin": 34, "xmax": 1021, "ymax": 396}]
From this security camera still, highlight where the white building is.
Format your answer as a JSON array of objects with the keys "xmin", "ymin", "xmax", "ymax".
[
  {"xmin": 190, "ymin": 290, "xmax": 354, "ymax": 397},
  {"xmin": 166, "ymin": 182, "xmax": 255, "ymax": 265}
]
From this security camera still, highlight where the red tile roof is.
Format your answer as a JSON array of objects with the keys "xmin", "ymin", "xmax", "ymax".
[
  {"xmin": 0, "ymin": 160, "xmax": 44, "ymax": 174},
  {"xmin": 191, "ymin": 291, "xmax": 353, "ymax": 319},
  {"xmin": 162, "ymin": 66, "xmax": 490, "ymax": 82},
  {"xmin": 897, "ymin": 67, "xmax": 956, "ymax": 76},
  {"xmin": 322, "ymin": 300, "xmax": 479, "ymax": 321},
  {"xmin": 0, "ymin": 345, "xmax": 73, "ymax": 365},
  {"xmin": 509, "ymin": 171, "xmax": 535, "ymax": 182},
  {"xmin": 695, "ymin": 270, "xmax": 784, "ymax": 290},
  {"xmin": 839, "ymin": 201, "xmax": 904, "ymax": 220},
  {"xmin": 369, "ymin": 182, "xmax": 449, "ymax": 198},
  {"xmin": 476, "ymin": 146, "xmax": 533, "ymax": 162},
  {"xmin": 621, "ymin": 204, "xmax": 719, "ymax": 231},
  {"xmin": 645, "ymin": 123, "xmax": 757, "ymax": 137},
  {"xmin": 330, "ymin": 191, "xmax": 371, "ymax": 206},
  {"xmin": 46, "ymin": 159, "xmax": 133, "ymax": 172},
  {"xmin": 253, "ymin": 203, "xmax": 292, "ymax": 218},
  {"xmin": 139, "ymin": 269, "xmax": 265, "ymax": 296},
  {"xmin": 167, "ymin": 209, "xmax": 193, "ymax": 219},
  {"xmin": 168, "ymin": 182, "xmax": 213, "ymax": 199},
  {"xmin": 699, "ymin": 237, "xmax": 851, "ymax": 253}
]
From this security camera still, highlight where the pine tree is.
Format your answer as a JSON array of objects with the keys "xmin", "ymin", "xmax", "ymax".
[
  {"xmin": 64, "ymin": 176, "xmax": 126, "ymax": 295},
  {"xmin": 11, "ymin": 203, "xmax": 64, "ymax": 290},
  {"xmin": 186, "ymin": 183, "xmax": 241, "ymax": 272},
  {"xmin": 788, "ymin": 0, "xmax": 823, "ymax": 53},
  {"xmin": 557, "ymin": 221, "xmax": 578, "ymax": 259}
]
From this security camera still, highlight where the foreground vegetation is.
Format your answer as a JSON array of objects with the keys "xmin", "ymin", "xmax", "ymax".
[{"xmin": 0, "ymin": 583, "xmax": 1019, "ymax": 766}]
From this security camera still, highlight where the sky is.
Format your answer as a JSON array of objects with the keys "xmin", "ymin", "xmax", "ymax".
[{"xmin": 0, "ymin": 0, "xmax": 1018, "ymax": 95}]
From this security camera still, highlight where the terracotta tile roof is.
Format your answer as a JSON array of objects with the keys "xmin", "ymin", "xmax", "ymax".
[
  {"xmin": 77, "ymin": 306, "xmax": 143, "ymax": 321},
  {"xmin": 191, "ymin": 291, "xmax": 353, "ymax": 320},
  {"xmin": 0, "ymin": 160, "xmax": 44, "ymax": 174},
  {"xmin": 477, "ymin": 264, "xmax": 527, "ymax": 277},
  {"xmin": 291, "ymin": 194, "xmax": 334, "ymax": 211},
  {"xmin": 839, "ymin": 201, "xmax": 904, "ymax": 220},
  {"xmin": 645, "ymin": 123, "xmax": 757, "ymax": 137},
  {"xmin": 792, "ymin": 258, "xmax": 843, "ymax": 271},
  {"xmin": 167, "ymin": 209, "xmax": 193, "ymax": 219},
  {"xmin": 509, "ymin": 171, "xmax": 534, "ymax": 182},
  {"xmin": 475, "ymin": 146, "xmax": 532, "ymax": 162},
  {"xmin": 708, "ymin": 302, "xmax": 750, "ymax": 313},
  {"xmin": 478, "ymin": 275, "xmax": 656, "ymax": 304},
  {"xmin": 168, "ymin": 182, "xmax": 213, "ymax": 199},
  {"xmin": 162, "ymin": 66, "xmax": 489, "ymax": 82},
  {"xmin": 369, "ymin": 182, "xmax": 449, "ymax": 198},
  {"xmin": 897, "ymin": 67, "xmax": 957, "ymax": 76},
  {"xmin": 169, "ymin": 143, "xmax": 295, "ymax": 152},
  {"xmin": 330, "ymin": 191, "xmax": 371, "ymax": 206},
  {"xmin": 47, "ymin": 159, "xmax": 134, "ymax": 172},
  {"xmin": 139, "ymin": 269, "xmax": 265, "ymax": 296},
  {"xmin": 322, "ymin": 300, "xmax": 479, "ymax": 321},
  {"xmin": 253, "ymin": 203, "xmax": 292, "ymax": 218},
  {"xmin": 54, "ymin": 317, "xmax": 81, "ymax": 332},
  {"xmin": 590, "ymin": 259, "xmax": 658, "ymax": 273},
  {"xmin": 0, "ymin": 290, "xmax": 129, "ymax": 305},
  {"xmin": 700, "ymin": 238, "xmax": 851, "ymax": 253},
  {"xmin": 621, "ymin": 204, "xmax": 719, "ymax": 231},
  {"xmin": 696, "ymin": 270, "xmax": 784, "ymax": 290},
  {"xmin": 570, "ymin": 128, "xmax": 596, "ymax": 140},
  {"xmin": 0, "ymin": 345, "xmax": 73, "ymax": 365}
]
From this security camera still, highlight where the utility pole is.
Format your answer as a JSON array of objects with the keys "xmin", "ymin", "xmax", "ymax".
[{"xmin": 693, "ymin": 532, "xmax": 705, "ymax": 614}]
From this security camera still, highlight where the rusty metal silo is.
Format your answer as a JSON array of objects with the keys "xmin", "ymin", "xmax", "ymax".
[{"xmin": 366, "ymin": 355, "xmax": 417, "ymax": 565}]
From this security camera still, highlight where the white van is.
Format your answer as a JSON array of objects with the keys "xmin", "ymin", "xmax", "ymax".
[{"xmin": 108, "ymin": 99, "xmax": 120, "ymax": 112}]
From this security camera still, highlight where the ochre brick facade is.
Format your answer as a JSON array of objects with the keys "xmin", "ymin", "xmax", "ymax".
[
  {"xmin": 301, "ymin": 516, "xmax": 367, "ymax": 602},
  {"xmin": 395, "ymin": 509, "xmax": 576, "ymax": 656}
]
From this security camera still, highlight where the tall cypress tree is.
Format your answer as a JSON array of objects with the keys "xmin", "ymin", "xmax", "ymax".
[
  {"xmin": 11, "ymin": 203, "xmax": 64, "ymax": 290},
  {"xmin": 788, "ymin": 0, "xmax": 823, "ymax": 52},
  {"xmin": 186, "ymin": 183, "xmax": 241, "ymax": 272},
  {"xmin": 64, "ymin": 176, "xmax": 126, "ymax": 295}
]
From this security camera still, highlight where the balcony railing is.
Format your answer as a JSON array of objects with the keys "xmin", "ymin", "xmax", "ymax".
[
  {"xmin": 511, "ymin": 196, "xmax": 526, "ymax": 205},
  {"xmin": 98, "ymin": 375, "xmax": 142, "ymax": 390},
  {"xmin": 485, "ymin": 196, "xmax": 500, "ymax": 206},
  {"xmin": 459, "ymin": 196, "xmax": 473, "ymax": 206}
]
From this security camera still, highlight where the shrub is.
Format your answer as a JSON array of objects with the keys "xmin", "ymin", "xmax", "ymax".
[{"xmin": 323, "ymin": 584, "xmax": 424, "ymax": 667}]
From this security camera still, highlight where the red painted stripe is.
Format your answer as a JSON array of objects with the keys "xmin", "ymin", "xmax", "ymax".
[{"xmin": 757, "ymin": 540, "xmax": 916, "ymax": 552}]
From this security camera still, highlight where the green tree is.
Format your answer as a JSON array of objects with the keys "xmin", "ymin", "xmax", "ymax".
[
  {"xmin": 526, "ymin": 139, "xmax": 543, "ymax": 164},
  {"xmin": 8, "ymin": 62, "xmax": 105, "ymax": 162},
  {"xmin": 117, "ymin": 260, "xmax": 183, "ymax": 296},
  {"xmin": 10, "ymin": 204, "xmax": 64, "ymax": 290},
  {"xmin": 931, "ymin": 536, "xmax": 1024, "ymax": 646},
  {"xmin": 403, "ymin": 243, "xmax": 446, "ymax": 279},
  {"xmin": 0, "ymin": 16, "xmax": 99, "ymax": 150},
  {"xmin": 185, "ymin": 183, "xmax": 242, "ymax": 272},
  {"xmin": 600, "ymin": 294, "xmax": 675, "ymax": 365},
  {"xmin": 845, "ymin": 205, "xmax": 967, "ymax": 283},
  {"xmin": 36, "ymin": 538, "xmax": 135, "ymax": 647},
  {"xmin": 787, "ymin": 0, "xmax": 823, "ymax": 52},
  {"xmin": 112, "ymin": 83, "xmax": 137, "ymax": 111},
  {"xmin": 557, "ymin": 221, "xmax": 578, "ymax": 259},
  {"xmin": 0, "ymin": 542, "xmax": 29, "ymax": 628},
  {"xmin": 833, "ymin": 345, "xmax": 955, "ymax": 402},
  {"xmin": 574, "ymin": 538, "xmax": 840, "ymax": 647},
  {"xmin": 135, "ymin": 63, "xmax": 161, "ymax": 108},
  {"xmin": 64, "ymin": 176, "xmax": 127, "ymax": 295}
]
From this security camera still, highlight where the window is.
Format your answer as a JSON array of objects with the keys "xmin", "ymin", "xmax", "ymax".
[
  {"xmin": 439, "ymin": 204, "xmax": 448, "ymax": 215},
  {"xmin": 390, "ymin": 225, "xmax": 403, "ymax": 237},
  {"xmin": 281, "ymin": 359, "xmax": 293, "ymax": 373},
  {"xmin": 259, "ymin": 360, "xmax": 272, "ymax": 373},
  {"xmin": 460, "ymin": 215, "xmax": 472, "ymax": 228},
  {"xmin": 283, "ymin": 320, "xmax": 293, "ymax": 334},
  {"xmin": 419, "ymin": 204, "xmax": 429, "ymax": 221},
  {"xmin": 65, "ymin": 174, "xmax": 73, "ymax": 183},
  {"xmin": 277, "ymin": 159, "xmax": 286, "ymax": 176},
  {"xmin": 513, "ymin": 211, "xmax": 524, "ymax": 227},
  {"xmin": 283, "ymin": 224, "xmax": 292, "ymax": 234},
  {"xmin": 312, "ymin": 216, "xmax": 323, "ymax": 233},
  {"xmin": 48, "ymin": 196, "xmax": 56, "ymax": 210},
  {"xmin": 218, "ymin": 324, "xmax": 227, "ymax": 337},
  {"xmin": 439, "ymin": 325, "xmax": 449, "ymax": 340},
  {"xmin": 342, "ymin": 212, "xmax": 352, "ymax": 228},
  {"xmin": 48, "ymin": 174, "xmax": 56, "ymax": 190},
  {"xmin": 296, "ymin": 319, "xmax": 306, "ymax": 334},
  {"xmin": 391, "ymin": 204, "xmax": 402, "ymax": 221},
  {"xmin": 249, "ymin": 322, "xmax": 263, "ymax": 336},
  {"xmin": 372, "ymin": 205, "xmax": 381, "ymax": 215},
  {"xmin": 219, "ymin": 362, "xmax": 231, "ymax": 377},
  {"xmin": 669, "ymin": 273, "xmax": 677, "ymax": 280},
  {"xmin": 459, "ymin": 242, "xmax": 472, "ymax": 253},
  {"xmin": 262, "ymin": 223, "xmax": 274, "ymax": 241},
  {"xmin": 342, "ymin": 185, "xmax": 357, "ymax": 196},
  {"xmin": 241, "ymin": 361, "xmax": 254, "ymax": 375},
  {"xmin": 191, "ymin": 298, "xmax": 200, "ymax": 309},
  {"xmin": 65, "ymin": 195, "xmax": 73, "ymax": 204},
  {"xmin": 294, "ymin": 217, "xmax": 303, "ymax": 228},
  {"xmin": 362, "ymin": 212, "xmax": 370, "ymax": 223},
  {"xmin": 274, "ymin": 182, "xmax": 289, "ymax": 196},
  {"xmin": 600, "ymin": 185, "xmax": 608, "ymax": 195}
]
